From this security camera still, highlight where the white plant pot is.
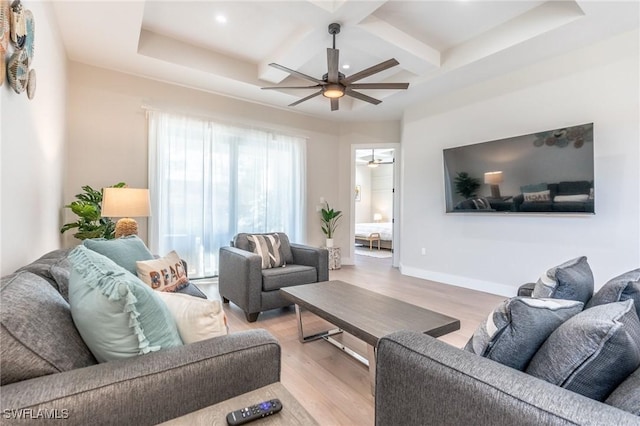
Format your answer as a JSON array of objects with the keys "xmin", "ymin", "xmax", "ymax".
[{"xmin": 326, "ymin": 238, "xmax": 334, "ymax": 248}]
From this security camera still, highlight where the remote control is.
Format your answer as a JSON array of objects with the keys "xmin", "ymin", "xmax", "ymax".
[{"xmin": 226, "ymin": 399, "xmax": 283, "ymax": 425}]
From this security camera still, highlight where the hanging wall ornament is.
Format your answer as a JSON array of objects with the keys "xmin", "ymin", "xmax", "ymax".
[
  {"xmin": 26, "ymin": 67, "xmax": 35, "ymax": 99},
  {"xmin": 9, "ymin": 0, "xmax": 25, "ymax": 49},
  {"xmin": 23, "ymin": 7, "xmax": 32, "ymax": 65},
  {"xmin": 7, "ymin": 47, "xmax": 28, "ymax": 93},
  {"xmin": 0, "ymin": 0, "xmax": 9, "ymax": 87}
]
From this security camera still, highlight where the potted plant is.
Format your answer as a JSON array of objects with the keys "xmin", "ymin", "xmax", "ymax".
[
  {"xmin": 61, "ymin": 182, "xmax": 126, "ymax": 240},
  {"xmin": 320, "ymin": 201, "xmax": 343, "ymax": 248},
  {"xmin": 454, "ymin": 172, "xmax": 481, "ymax": 199}
]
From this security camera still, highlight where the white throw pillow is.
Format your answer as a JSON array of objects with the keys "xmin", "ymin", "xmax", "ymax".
[
  {"xmin": 523, "ymin": 190, "xmax": 551, "ymax": 202},
  {"xmin": 136, "ymin": 250, "xmax": 188, "ymax": 292},
  {"xmin": 156, "ymin": 292, "xmax": 228, "ymax": 344},
  {"xmin": 554, "ymin": 194, "xmax": 589, "ymax": 202}
]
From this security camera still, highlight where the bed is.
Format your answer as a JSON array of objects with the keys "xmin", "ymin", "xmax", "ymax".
[{"xmin": 355, "ymin": 222, "xmax": 393, "ymax": 250}]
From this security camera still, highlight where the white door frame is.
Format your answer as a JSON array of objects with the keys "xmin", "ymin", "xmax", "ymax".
[{"xmin": 350, "ymin": 143, "xmax": 401, "ymax": 267}]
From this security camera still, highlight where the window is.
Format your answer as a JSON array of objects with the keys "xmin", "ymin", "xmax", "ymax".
[{"xmin": 148, "ymin": 111, "xmax": 306, "ymax": 278}]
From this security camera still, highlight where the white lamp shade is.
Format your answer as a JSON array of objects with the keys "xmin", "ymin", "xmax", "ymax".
[
  {"xmin": 484, "ymin": 171, "xmax": 504, "ymax": 185},
  {"xmin": 101, "ymin": 188, "xmax": 150, "ymax": 218},
  {"xmin": 373, "ymin": 213, "xmax": 383, "ymax": 221}
]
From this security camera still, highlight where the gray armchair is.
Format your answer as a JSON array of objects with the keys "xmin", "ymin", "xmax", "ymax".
[{"xmin": 219, "ymin": 233, "xmax": 329, "ymax": 322}]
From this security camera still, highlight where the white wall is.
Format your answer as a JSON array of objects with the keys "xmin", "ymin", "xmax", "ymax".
[
  {"xmin": 355, "ymin": 165, "xmax": 372, "ymax": 223},
  {"xmin": 1, "ymin": 2, "xmax": 67, "ymax": 275},
  {"xmin": 400, "ymin": 29, "xmax": 640, "ymax": 296},
  {"xmin": 65, "ymin": 62, "xmax": 341, "ymax": 250}
]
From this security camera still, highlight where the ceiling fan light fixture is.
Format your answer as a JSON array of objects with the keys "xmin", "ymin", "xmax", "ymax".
[
  {"xmin": 323, "ymin": 84, "xmax": 344, "ymax": 99},
  {"xmin": 367, "ymin": 160, "xmax": 380, "ymax": 168}
]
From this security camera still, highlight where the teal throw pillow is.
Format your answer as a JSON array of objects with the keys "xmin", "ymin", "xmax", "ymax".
[
  {"xmin": 83, "ymin": 235, "xmax": 154, "ymax": 275},
  {"xmin": 68, "ymin": 246, "xmax": 183, "ymax": 363}
]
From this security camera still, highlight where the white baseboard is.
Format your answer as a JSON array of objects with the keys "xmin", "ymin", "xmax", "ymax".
[{"xmin": 399, "ymin": 264, "xmax": 517, "ymax": 298}]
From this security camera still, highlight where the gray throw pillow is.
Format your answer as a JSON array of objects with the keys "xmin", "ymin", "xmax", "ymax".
[
  {"xmin": 1, "ymin": 271, "xmax": 97, "ymax": 385},
  {"xmin": 464, "ymin": 297, "xmax": 583, "ymax": 371},
  {"xmin": 532, "ymin": 256, "xmax": 594, "ymax": 304},
  {"xmin": 527, "ymin": 300, "xmax": 640, "ymax": 401},
  {"xmin": 586, "ymin": 269, "xmax": 640, "ymax": 319},
  {"xmin": 606, "ymin": 367, "xmax": 640, "ymax": 415}
]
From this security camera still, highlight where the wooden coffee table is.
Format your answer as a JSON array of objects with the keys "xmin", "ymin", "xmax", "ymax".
[{"xmin": 280, "ymin": 280, "xmax": 460, "ymax": 393}]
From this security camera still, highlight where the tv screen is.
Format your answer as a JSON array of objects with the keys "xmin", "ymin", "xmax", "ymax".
[{"xmin": 443, "ymin": 123, "xmax": 594, "ymax": 214}]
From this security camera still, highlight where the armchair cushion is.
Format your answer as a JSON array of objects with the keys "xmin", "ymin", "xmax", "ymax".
[
  {"xmin": 234, "ymin": 232, "xmax": 294, "ymax": 264},
  {"xmin": 248, "ymin": 234, "xmax": 285, "ymax": 269},
  {"xmin": 1, "ymin": 271, "xmax": 96, "ymax": 385},
  {"xmin": 262, "ymin": 265, "xmax": 317, "ymax": 291}
]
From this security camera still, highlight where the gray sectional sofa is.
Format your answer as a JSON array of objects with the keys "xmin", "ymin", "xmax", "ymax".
[
  {"xmin": 1, "ymin": 250, "xmax": 281, "ymax": 425},
  {"xmin": 376, "ymin": 260, "xmax": 640, "ymax": 426},
  {"xmin": 375, "ymin": 331, "xmax": 640, "ymax": 426}
]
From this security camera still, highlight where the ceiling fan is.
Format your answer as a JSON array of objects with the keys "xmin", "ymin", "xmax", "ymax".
[
  {"xmin": 261, "ymin": 23, "xmax": 409, "ymax": 111},
  {"xmin": 359, "ymin": 149, "xmax": 394, "ymax": 168}
]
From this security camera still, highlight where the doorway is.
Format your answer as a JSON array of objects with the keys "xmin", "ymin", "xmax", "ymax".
[{"xmin": 352, "ymin": 145, "xmax": 398, "ymax": 267}]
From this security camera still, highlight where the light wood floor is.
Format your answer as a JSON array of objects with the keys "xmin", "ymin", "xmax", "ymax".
[{"xmin": 195, "ymin": 254, "xmax": 506, "ymax": 425}]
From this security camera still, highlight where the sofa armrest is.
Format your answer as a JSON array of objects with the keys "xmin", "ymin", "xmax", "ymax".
[
  {"xmin": 375, "ymin": 331, "xmax": 638, "ymax": 426},
  {"xmin": 1, "ymin": 330, "xmax": 280, "ymax": 426},
  {"xmin": 219, "ymin": 246, "xmax": 263, "ymax": 313},
  {"xmin": 290, "ymin": 244, "xmax": 329, "ymax": 282}
]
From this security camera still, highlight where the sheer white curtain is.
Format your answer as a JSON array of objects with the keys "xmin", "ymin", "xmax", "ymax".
[{"xmin": 148, "ymin": 111, "xmax": 306, "ymax": 278}]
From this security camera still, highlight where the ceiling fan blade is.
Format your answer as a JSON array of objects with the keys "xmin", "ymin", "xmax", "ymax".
[
  {"xmin": 327, "ymin": 48, "xmax": 339, "ymax": 84},
  {"xmin": 348, "ymin": 83, "xmax": 409, "ymax": 90},
  {"xmin": 346, "ymin": 89, "xmax": 382, "ymax": 105},
  {"xmin": 330, "ymin": 98, "xmax": 339, "ymax": 111},
  {"xmin": 262, "ymin": 85, "xmax": 321, "ymax": 90},
  {"xmin": 288, "ymin": 90, "xmax": 323, "ymax": 107},
  {"xmin": 343, "ymin": 58, "xmax": 400, "ymax": 84},
  {"xmin": 268, "ymin": 63, "xmax": 324, "ymax": 85}
]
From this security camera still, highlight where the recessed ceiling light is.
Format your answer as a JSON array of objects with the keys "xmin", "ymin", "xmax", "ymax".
[
  {"xmin": 216, "ymin": 15, "xmax": 227, "ymax": 24},
  {"xmin": 342, "ymin": 64, "xmax": 350, "ymax": 70}
]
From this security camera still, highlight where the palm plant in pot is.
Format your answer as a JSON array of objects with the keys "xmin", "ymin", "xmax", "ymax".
[
  {"xmin": 320, "ymin": 201, "xmax": 343, "ymax": 248},
  {"xmin": 60, "ymin": 182, "xmax": 126, "ymax": 240}
]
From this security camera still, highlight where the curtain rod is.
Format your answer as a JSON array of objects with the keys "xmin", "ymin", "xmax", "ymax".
[{"xmin": 140, "ymin": 104, "xmax": 310, "ymax": 141}]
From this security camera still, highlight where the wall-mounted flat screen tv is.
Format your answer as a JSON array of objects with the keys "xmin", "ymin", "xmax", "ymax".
[{"xmin": 443, "ymin": 123, "xmax": 594, "ymax": 214}]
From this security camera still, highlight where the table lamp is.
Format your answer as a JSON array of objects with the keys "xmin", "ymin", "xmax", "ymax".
[
  {"xmin": 484, "ymin": 171, "xmax": 503, "ymax": 199},
  {"xmin": 101, "ymin": 187, "xmax": 150, "ymax": 238},
  {"xmin": 373, "ymin": 213, "xmax": 383, "ymax": 222}
]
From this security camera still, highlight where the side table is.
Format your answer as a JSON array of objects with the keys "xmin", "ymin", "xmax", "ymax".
[
  {"xmin": 158, "ymin": 383, "xmax": 318, "ymax": 425},
  {"xmin": 325, "ymin": 246, "xmax": 341, "ymax": 270}
]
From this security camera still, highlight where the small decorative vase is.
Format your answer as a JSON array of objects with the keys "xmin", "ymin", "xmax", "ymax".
[{"xmin": 326, "ymin": 238, "xmax": 334, "ymax": 248}]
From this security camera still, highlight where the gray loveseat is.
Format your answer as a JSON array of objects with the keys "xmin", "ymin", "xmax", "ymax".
[
  {"xmin": 219, "ymin": 233, "xmax": 328, "ymax": 322},
  {"xmin": 375, "ymin": 331, "xmax": 640, "ymax": 426},
  {"xmin": 1, "ymin": 250, "xmax": 281, "ymax": 425}
]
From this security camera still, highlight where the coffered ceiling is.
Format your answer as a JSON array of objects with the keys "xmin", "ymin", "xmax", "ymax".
[{"xmin": 52, "ymin": 1, "xmax": 639, "ymax": 121}]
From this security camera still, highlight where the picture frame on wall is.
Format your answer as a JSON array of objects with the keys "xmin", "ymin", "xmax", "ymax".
[{"xmin": 355, "ymin": 185, "xmax": 361, "ymax": 202}]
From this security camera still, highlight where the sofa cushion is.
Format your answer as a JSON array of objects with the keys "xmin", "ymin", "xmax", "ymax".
[
  {"xmin": 50, "ymin": 256, "xmax": 72, "ymax": 302},
  {"xmin": 605, "ymin": 366, "xmax": 640, "ymax": 415},
  {"xmin": 532, "ymin": 256, "xmax": 594, "ymax": 304},
  {"xmin": 261, "ymin": 265, "xmax": 317, "ymax": 291},
  {"xmin": 523, "ymin": 190, "xmax": 551, "ymax": 202},
  {"xmin": 526, "ymin": 300, "xmax": 640, "ymax": 401},
  {"xmin": 136, "ymin": 250, "xmax": 189, "ymax": 292},
  {"xmin": 248, "ymin": 234, "xmax": 285, "ymax": 269},
  {"xmin": 234, "ymin": 232, "xmax": 294, "ymax": 264},
  {"xmin": 15, "ymin": 249, "xmax": 71, "ymax": 293},
  {"xmin": 586, "ymin": 269, "xmax": 640, "ymax": 319},
  {"xmin": 156, "ymin": 292, "xmax": 228, "ymax": 344},
  {"xmin": 68, "ymin": 246, "xmax": 183, "ymax": 363},
  {"xmin": 464, "ymin": 297, "xmax": 583, "ymax": 371},
  {"xmin": 558, "ymin": 180, "xmax": 591, "ymax": 195},
  {"xmin": 83, "ymin": 235, "xmax": 154, "ymax": 275},
  {"xmin": 520, "ymin": 182, "xmax": 548, "ymax": 193},
  {"xmin": 0, "ymin": 271, "xmax": 97, "ymax": 385}
]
